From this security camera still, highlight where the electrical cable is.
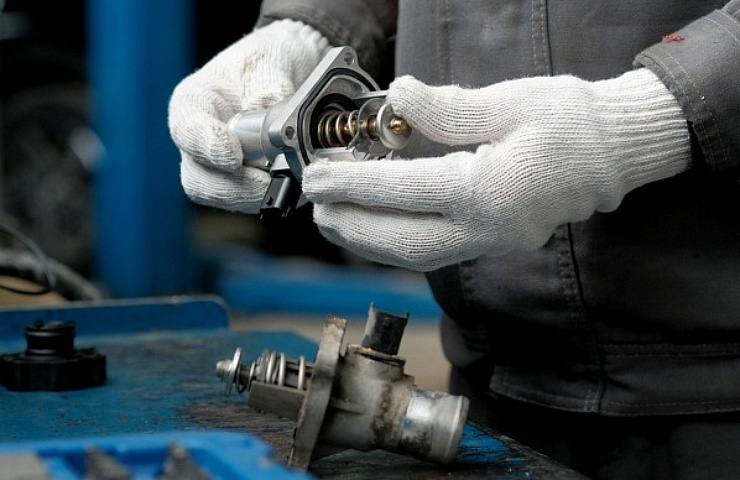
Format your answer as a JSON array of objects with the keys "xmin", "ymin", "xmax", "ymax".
[{"xmin": 0, "ymin": 220, "xmax": 57, "ymax": 295}]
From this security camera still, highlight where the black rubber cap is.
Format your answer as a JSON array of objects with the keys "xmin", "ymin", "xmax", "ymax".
[{"xmin": 0, "ymin": 320, "xmax": 106, "ymax": 391}]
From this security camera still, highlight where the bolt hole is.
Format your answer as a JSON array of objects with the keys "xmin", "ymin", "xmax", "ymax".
[
  {"xmin": 342, "ymin": 51, "xmax": 355, "ymax": 65},
  {"xmin": 284, "ymin": 126, "xmax": 295, "ymax": 139}
]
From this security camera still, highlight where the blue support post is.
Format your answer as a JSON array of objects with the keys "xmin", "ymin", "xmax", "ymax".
[{"xmin": 86, "ymin": 0, "xmax": 194, "ymax": 297}]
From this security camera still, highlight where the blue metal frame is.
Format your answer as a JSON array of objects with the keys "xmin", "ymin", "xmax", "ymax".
[
  {"xmin": 0, "ymin": 431, "xmax": 316, "ymax": 479},
  {"xmin": 86, "ymin": 0, "xmax": 195, "ymax": 297},
  {"xmin": 0, "ymin": 295, "xmax": 229, "ymax": 341}
]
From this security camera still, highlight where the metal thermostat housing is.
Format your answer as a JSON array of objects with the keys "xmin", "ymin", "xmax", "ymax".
[
  {"xmin": 216, "ymin": 304, "xmax": 469, "ymax": 469},
  {"xmin": 228, "ymin": 46, "xmax": 412, "ymax": 219}
]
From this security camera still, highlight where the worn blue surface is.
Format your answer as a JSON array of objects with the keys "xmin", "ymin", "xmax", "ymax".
[
  {"xmin": 457, "ymin": 424, "xmax": 519, "ymax": 465},
  {"xmin": 0, "ymin": 296, "xmax": 583, "ymax": 479},
  {"xmin": 0, "ymin": 326, "xmax": 314, "ymax": 440},
  {"xmin": 0, "ymin": 314, "xmax": 315, "ymax": 442},
  {"xmin": 0, "ymin": 296, "xmax": 310, "ymax": 441}
]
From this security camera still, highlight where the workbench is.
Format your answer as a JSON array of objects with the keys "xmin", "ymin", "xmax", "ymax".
[{"xmin": 0, "ymin": 296, "xmax": 587, "ymax": 479}]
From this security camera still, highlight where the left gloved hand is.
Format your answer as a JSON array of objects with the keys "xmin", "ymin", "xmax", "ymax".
[{"xmin": 302, "ymin": 69, "xmax": 692, "ymax": 271}]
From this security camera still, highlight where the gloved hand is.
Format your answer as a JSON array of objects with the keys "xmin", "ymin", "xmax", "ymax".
[
  {"xmin": 302, "ymin": 69, "xmax": 692, "ymax": 271},
  {"xmin": 168, "ymin": 19, "xmax": 330, "ymax": 213}
]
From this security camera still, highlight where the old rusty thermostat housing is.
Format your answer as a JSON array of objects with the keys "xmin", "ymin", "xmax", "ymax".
[
  {"xmin": 228, "ymin": 46, "xmax": 411, "ymax": 219},
  {"xmin": 216, "ymin": 304, "xmax": 468, "ymax": 469}
]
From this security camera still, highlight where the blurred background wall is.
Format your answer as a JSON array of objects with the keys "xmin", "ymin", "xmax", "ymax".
[
  {"xmin": 0, "ymin": 1, "xmax": 338, "ymax": 293},
  {"xmin": 0, "ymin": 0, "xmax": 440, "ymax": 319}
]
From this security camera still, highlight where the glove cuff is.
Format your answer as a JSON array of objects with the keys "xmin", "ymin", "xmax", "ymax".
[{"xmin": 589, "ymin": 68, "xmax": 692, "ymax": 210}]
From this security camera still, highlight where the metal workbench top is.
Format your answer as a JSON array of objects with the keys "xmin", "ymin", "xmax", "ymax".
[{"xmin": 0, "ymin": 296, "xmax": 587, "ymax": 479}]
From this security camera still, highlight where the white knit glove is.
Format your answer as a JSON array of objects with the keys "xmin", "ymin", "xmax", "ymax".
[
  {"xmin": 168, "ymin": 20, "xmax": 330, "ymax": 213},
  {"xmin": 302, "ymin": 69, "xmax": 692, "ymax": 271}
]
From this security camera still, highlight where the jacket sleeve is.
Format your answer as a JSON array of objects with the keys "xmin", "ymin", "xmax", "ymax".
[
  {"xmin": 634, "ymin": 0, "xmax": 740, "ymax": 172},
  {"xmin": 256, "ymin": 0, "xmax": 397, "ymax": 82}
]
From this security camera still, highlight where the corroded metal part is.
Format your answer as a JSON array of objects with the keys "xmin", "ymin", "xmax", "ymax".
[
  {"xmin": 216, "ymin": 304, "xmax": 469, "ymax": 469},
  {"xmin": 289, "ymin": 316, "xmax": 346, "ymax": 469}
]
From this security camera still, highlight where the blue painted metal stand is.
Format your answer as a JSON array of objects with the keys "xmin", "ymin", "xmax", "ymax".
[{"xmin": 86, "ymin": 0, "xmax": 195, "ymax": 297}]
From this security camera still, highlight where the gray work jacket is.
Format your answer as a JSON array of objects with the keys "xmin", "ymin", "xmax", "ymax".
[{"xmin": 258, "ymin": 0, "xmax": 740, "ymax": 416}]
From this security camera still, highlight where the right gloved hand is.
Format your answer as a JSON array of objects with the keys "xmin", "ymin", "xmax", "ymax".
[{"xmin": 168, "ymin": 19, "xmax": 330, "ymax": 213}]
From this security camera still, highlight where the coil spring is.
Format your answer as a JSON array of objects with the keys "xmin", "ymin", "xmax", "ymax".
[
  {"xmin": 317, "ymin": 107, "xmax": 371, "ymax": 148},
  {"xmin": 315, "ymin": 98, "xmax": 410, "ymax": 153},
  {"xmin": 238, "ymin": 349, "xmax": 311, "ymax": 394}
]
